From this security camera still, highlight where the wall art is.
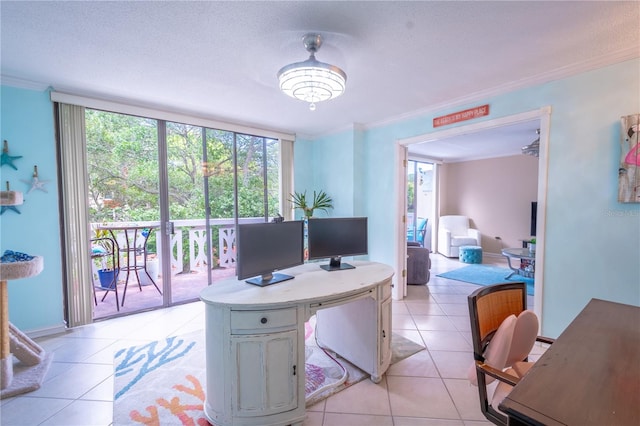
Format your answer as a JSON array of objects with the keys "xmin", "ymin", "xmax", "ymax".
[{"xmin": 619, "ymin": 114, "xmax": 640, "ymax": 203}]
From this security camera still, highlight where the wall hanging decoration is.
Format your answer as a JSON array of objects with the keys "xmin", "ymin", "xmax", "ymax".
[
  {"xmin": 21, "ymin": 165, "xmax": 49, "ymax": 194},
  {"xmin": 619, "ymin": 114, "xmax": 640, "ymax": 203},
  {"xmin": 0, "ymin": 140, "xmax": 22, "ymax": 170},
  {"xmin": 0, "ymin": 182, "xmax": 21, "ymax": 215}
]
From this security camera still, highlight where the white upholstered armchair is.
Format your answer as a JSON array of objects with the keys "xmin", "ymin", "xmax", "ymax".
[{"xmin": 437, "ymin": 215, "xmax": 480, "ymax": 257}]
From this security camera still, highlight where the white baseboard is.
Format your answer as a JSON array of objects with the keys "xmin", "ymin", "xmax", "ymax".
[
  {"xmin": 483, "ymin": 252, "xmax": 504, "ymax": 259},
  {"xmin": 24, "ymin": 323, "xmax": 67, "ymax": 339}
]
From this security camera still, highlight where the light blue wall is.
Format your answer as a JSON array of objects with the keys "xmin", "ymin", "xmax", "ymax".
[
  {"xmin": 293, "ymin": 128, "xmax": 358, "ymax": 218},
  {"xmin": 0, "ymin": 86, "xmax": 64, "ymax": 333},
  {"xmin": 3, "ymin": 59, "xmax": 638, "ymax": 337},
  {"xmin": 296, "ymin": 59, "xmax": 640, "ymax": 337}
]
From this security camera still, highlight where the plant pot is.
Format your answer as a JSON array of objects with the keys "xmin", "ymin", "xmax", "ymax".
[
  {"xmin": 528, "ymin": 243, "xmax": 536, "ymax": 253},
  {"xmin": 98, "ymin": 268, "xmax": 119, "ymax": 289},
  {"xmin": 139, "ymin": 258, "xmax": 159, "ymax": 286}
]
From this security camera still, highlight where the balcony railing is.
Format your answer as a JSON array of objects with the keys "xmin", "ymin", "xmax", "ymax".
[{"xmin": 90, "ymin": 217, "xmax": 267, "ymax": 276}]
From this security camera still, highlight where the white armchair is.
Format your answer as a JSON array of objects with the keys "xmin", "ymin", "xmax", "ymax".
[{"xmin": 437, "ymin": 215, "xmax": 481, "ymax": 257}]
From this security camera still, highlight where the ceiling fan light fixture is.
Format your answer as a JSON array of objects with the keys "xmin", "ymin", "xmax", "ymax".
[
  {"xmin": 522, "ymin": 129, "xmax": 540, "ymax": 157},
  {"xmin": 277, "ymin": 33, "xmax": 347, "ymax": 111}
]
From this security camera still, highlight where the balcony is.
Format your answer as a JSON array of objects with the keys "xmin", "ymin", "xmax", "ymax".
[{"xmin": 90, "ymin": 217, "xmax": 265, "ymax": 320}]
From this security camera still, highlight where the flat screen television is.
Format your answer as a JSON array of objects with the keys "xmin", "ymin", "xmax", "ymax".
[
  {"xmin": 236, "ymin": 220, "xmax": 304, "ymax": 286},
  {"xmin": 308, "ymin": 217, "xmax": 368, "ymax": 271}
]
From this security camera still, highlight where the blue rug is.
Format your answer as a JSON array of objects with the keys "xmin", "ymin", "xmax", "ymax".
[{"xmin": 436, "ymin": 265, "xmax": 534, "ymax": 295}]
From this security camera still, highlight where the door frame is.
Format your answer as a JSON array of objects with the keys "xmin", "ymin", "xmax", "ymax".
[{"xmin": 395, "ymin": 107, "xmax": 551, "ymax": 325}]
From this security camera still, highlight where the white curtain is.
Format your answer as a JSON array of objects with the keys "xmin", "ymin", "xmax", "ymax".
[
  {"xmin": 57, "ymin": 103, "xmax": 93, "ymax": 327},
  {"xmin": 280, "ymin": 138, "xmax": 295, "ymax": 221}
]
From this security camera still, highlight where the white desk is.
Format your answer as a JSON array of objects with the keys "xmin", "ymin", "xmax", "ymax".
[{"xmin": 200, "ymin": 261, "xmax": 394, "ymax": 426}]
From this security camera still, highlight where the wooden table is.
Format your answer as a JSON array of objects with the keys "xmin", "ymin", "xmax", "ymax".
[{"xmin": 499, "ymin": 298, "xmax": 640, "ymax": 426}]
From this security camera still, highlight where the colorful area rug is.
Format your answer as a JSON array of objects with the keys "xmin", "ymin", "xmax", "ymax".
[
  {"xmin": 437, "ymin": 264, "xmax": 534, "ymax": 295},
  {"xmin": 113, "ymin": 319, "xmax": 424, "ymax": 425}
]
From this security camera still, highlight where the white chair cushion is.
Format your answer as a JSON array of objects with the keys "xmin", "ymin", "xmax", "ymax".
[
  {"xmin": 440, "ymin": 215, "xmax": 470, "ymax": 236},
  {"xmin": 451, "ymin": 236, "xmax": 478, "ymax": 246},
  {"xmin": 468, "ymin": 314, "xmax": 517, "ymax": 386},
  {"xmin": 506, "ymin": 310, "xmax": 539, "ymax": 367}
]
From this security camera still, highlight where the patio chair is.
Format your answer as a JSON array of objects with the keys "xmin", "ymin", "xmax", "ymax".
[
  {"xmin": 91, "ymin": 237, "xmax": 120, "ymax": 311},
  {"xmin": 467, "ymin": 282, "xmax": 554, "ymax": 425}
]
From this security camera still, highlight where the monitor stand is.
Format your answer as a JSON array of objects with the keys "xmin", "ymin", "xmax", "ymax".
[
  {"xmin": 245, "ymin": 272, "xmax": 294, "ymax": 286},
  {"xmin": 320, "ymin": 256, "xmax": 355, "ymax": 271}
]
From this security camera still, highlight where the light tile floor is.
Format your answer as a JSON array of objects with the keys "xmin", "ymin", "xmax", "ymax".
[{"xmin": 1, "ymin": 253, "xmax": 537, "ymax": 425}]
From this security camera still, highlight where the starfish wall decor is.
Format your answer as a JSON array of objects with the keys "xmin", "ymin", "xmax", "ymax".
[
  {"xmin": 1, "ymin": 140, "xmax": 23, "ymax": 170},
  {"xmin": 21, "ymin": 165, "xmax": 49, "ymax": 193},
  {"xmin": 0, "ymin": 182, "xmax": 22, "ymax": 215},
  {"xmin": 0, "ymin": 205, "xmax": 21, "ymax": 215}
]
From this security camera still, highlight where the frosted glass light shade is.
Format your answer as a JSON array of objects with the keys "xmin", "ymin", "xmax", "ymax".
[
  {"xmin": 278, "ymin": 60, "xmax": 346, "ymax": 104},
  {"xmin": 277, "ymin": 33, "xmax": 347, "ymax": 110}
]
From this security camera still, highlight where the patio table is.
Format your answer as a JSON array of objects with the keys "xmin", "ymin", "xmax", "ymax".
[{"xmin": 97, "ymin": 222, "xmax": 162, "ymax": 306}]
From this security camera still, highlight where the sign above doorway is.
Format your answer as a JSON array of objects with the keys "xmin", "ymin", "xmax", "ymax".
[{"xmin": 433, "ymin": 104, "xmax": 490, "ymax": 128}]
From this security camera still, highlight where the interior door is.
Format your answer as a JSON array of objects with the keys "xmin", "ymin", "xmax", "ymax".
[{"xmin": 396, "ymin": 144, "xmax": 408, "ymax": 299}]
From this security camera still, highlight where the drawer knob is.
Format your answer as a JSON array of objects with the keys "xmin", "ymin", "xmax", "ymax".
[{"xmin": 260, "ymin": 317, "xmax": 268, "ymax": 324}]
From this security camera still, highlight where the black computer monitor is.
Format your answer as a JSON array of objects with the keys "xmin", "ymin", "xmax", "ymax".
[
  {"xmin": 236, "ymin": 220, "xmax": 304, "ymax": 286},
  {"xmin": 308, "ymin": 217, "xmax": 368, "ymax": 271}
]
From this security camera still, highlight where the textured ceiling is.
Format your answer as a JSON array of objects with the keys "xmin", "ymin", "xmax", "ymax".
[
  {"xmin": 409, "ymin": 119, "xmax": 542, "ymax": 163},
  {"xmin": 1, "ymin": 1, "xmax": 638, "ymax": 146}
]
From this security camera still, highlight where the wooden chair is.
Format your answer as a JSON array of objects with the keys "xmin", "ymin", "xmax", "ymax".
[{"xmin": 467, "ymin": 282, "xmax": 553, "ymax": 425}]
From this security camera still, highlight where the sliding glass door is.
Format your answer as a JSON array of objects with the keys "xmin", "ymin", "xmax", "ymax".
[
  {"xmin": 165, "ymin": 127, "xmax": 280, "ymax": 304},
  {"xmin": 407, "ymin": 160, "xmax": 435, "ymax": 250},
  {"xmin": 86, "ymin": 110, "xmax": 163, "ymax": 319},
  {"xmin": 164, "ymin": 122, "xmax": 213, "ymax": 305},
  {"xmin": 85, "ymin": 110, "xmax": 284, "ymax": 319}
]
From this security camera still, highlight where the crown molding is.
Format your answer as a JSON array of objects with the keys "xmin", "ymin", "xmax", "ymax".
[
  {"xmin": 0, "ymin": 75, "xmax": 50, "ymax": 91},
  {"xmin": 366, "ymin": 48, "xmax": 639, "ymax": 132}
]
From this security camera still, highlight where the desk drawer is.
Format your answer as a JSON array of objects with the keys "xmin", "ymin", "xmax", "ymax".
[{"xmin": 230, "ymin": 308, "xmax": 297, "ymax": 332}]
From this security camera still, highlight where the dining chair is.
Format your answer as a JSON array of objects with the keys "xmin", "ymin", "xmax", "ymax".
[{"xmin": 467, "ymin": 282, "xmax": 554, "ymax": 425}]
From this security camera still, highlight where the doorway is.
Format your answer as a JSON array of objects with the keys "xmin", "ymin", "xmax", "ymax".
[
  {"xmin": 396, "ymin": 108, "xmax": 551, "ymax": 319},
  {"xmin": 406, "ymin": 160, "xmax": 435, "ymax": 251}
]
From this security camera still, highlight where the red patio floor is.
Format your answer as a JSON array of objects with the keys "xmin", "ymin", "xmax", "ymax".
[{"xmin": 92, "ymin": 266, "xmax": 236, "ymax": 321}]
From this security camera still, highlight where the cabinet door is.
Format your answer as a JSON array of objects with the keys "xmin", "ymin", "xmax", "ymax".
[{"xmin": 231, "ymin": 329, "xmax": 298, "ymax": 417}]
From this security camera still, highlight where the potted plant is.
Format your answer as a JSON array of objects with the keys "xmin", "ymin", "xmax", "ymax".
[
  {"xmin": 528, "ymin": 238, "xmax": 536, "ymax": 253},
  {"xmin": 139, "ymin": 254, "xmax": 159, "ymax": 286},
  {"xmin": 92, "ymin": 229, "xmax": 119, "ymax": 289},
  {"xmin": 289, "ymin": 190, "xmax": 334, "ymax": 218}
]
